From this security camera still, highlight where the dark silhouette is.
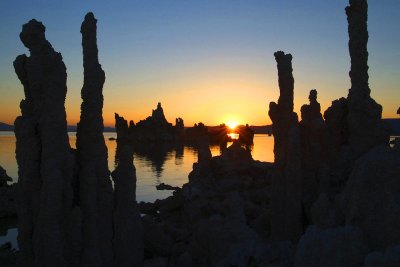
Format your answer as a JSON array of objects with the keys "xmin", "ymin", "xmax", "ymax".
[
  {"xmin": 9, "ymin": 1, "xmax": 400, "ymax": 266},
  {"xmin": 13, "ymin": 13, "xmax": 143, "ymax": 267},
  {"xmin": 269, "ymin": 51, "xmax": 302, "ymax": 242},
  {"xmin": 77, "ymin": 12, "xmax": 114, "ymax": 266},
  {"xmin": 14, "ymin": 18, "xmax": 74, "ymax": 266}
]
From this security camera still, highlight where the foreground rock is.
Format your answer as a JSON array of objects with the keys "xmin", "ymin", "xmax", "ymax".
[
  {"xmin": 13, "ymin": 13, "xmax": 143, "ymax": 267},
  {"xmin": 14, "ymin": 18, "xmax": 75, "ymax": 266},
  {"xmin": 77, "ymin": 12, "xmax": 114, "ymax": 266},
  {"xmin": 295, "ymin": 226, "xmax": 367, "ymax": 267},
  {"xmin": 341, "ymin": 146, "xmax": 400, "ymax": 251},
  {"xmin": 142, "ymin": 142, "xmax": 276, "ymax": 266}
]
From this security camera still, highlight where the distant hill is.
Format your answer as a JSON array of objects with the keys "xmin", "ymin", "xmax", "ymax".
[{"xmin": 0, "ymin": 122, "xmax": 14, "ymax": 131}]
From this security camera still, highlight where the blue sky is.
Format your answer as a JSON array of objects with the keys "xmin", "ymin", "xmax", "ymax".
[{"xmin": 0, "ymin": 0, "xmax": 399, "ymax": 126}]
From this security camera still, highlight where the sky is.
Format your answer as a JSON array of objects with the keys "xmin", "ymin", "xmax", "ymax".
[{"xmin": 0, "ymin": 0, "xmax": 399, "ymax": 127}]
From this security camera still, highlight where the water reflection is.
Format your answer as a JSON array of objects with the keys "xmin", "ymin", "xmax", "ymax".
[{"xmin": 117, "ymin": 142, "xmax": 185, "ymax": 179}]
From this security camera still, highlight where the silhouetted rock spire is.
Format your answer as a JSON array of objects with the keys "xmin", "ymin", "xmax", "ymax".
[
  {"xmin": 115, "ymin": 113, "xmax": 129, "ymax": 141},
  {"xmin": 269, "ymin": 51, "xmax": 302, "ymax": 242},
  {"xmin": 346, "ymin": 0, "xmax": 388, "ymax": 156},
  {"xmin": 14, "ymin": 19, "xmax": 74, "ymax": 267},
  {"xmin": 76, "ymin": 12, "xmax": 114, "ymax": 267},
  {"xmin": 299, "ymin": 89, "xmax": 326, "ymax": 223}
]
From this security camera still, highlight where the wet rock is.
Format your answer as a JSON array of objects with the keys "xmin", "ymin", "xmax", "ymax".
[
  {"xmin": 269, "ymin": 51, "xmax": 302, "ymax": 242},
  {"xmin": 294, "ymin": 225, "xmax": 368, "ymax": 267}
]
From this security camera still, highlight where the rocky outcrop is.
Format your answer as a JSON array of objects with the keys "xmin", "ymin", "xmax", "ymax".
[
  {"xmin": 139, "ymin": 142, "xmax": 273, "ymax": 266},
  {"xmin": 14, "ymin": 19, "xmax": 75, "ymax": 267},
  {"xmin": 294, "ymin": 226, "xmax": 367, "ymax": 267},
  {"xmin": 346, "ymin": 0, "xmax": 388, "ymax": 157},
  {"xmin": 115, "ymin": 113, "xmax": 130, "ymax": 142},
  {"xmin": 76, "ymin": 13, "xmax": 114, "ymax": 267},
  {"xmin": 112, "ymin": 143, "xmax": 144, "ymax": 266},
  {"xmin": 115, "ymin": 103, "xmax": 179, "ymax": 141},
  {"xmin": 269, "ymin": 51, "xmax": 302, "ymax": 241},
  {"xmin": 341, "ymin": 146, "xmax": 400, "ymax": 251}
]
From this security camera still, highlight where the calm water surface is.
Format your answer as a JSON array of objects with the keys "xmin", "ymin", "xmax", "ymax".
[
  {"xmin": 0, "ymin": 131, "xmax": 274, "ymax": 248},
  {"xmin": 0, "ymin": 132, "xmax": 274, "ymax": 202}
]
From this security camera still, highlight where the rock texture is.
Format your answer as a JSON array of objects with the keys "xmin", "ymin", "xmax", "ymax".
[
  {"xmin": 76, "ymin": 13, "xmax": 114, "ymax": 267},
  {"xmin": 341, "ymin": 146, "xmax": 400, "ymax": 251},
  {"xmin": 346, "ymin": 0, "xmax": 388, "ymax": 157},
  {"xmin": 140, "ymin": 142, "xmax": 274, "ymax": 266},
  {"xmin": 269, "ymin": 51, "xmax": 302, "ymax": 241},
  {"xmin": 294, "ymin": 226, "xmax": 367, "ymax": 267},
  {"xmin": 112, "ymin": 143, "xmax": 144, "ymax": 267},
  {"xmin": 14, "ymin": 19, "xmax": 74, "ymax": 267},
  {"xmin": 14, "ymin": 13, "xmax": 145, "ymax": 267}
]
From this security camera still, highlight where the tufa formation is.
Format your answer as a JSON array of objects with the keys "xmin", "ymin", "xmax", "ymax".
[{"xmin": 14, "ymin": 13, "xmax": 143, "ymax": 267}]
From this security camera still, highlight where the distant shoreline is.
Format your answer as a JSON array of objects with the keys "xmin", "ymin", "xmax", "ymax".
[{"xmin": 1, "ymin": 119, "xmax": 399, "ymax": 135}]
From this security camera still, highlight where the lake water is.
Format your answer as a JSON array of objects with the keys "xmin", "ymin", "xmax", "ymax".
[
  {"xmin": 0, "ymin": 132, "xmax": 274, "ymax": 202},
  {"xmin": 0, "ymin": 132, "xmax": 274, "ymax": 248}
]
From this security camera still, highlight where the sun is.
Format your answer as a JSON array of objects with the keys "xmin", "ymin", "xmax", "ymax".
[{"xmin": 226, "ymin": 120, "xmax": 238, "ymax": 130}]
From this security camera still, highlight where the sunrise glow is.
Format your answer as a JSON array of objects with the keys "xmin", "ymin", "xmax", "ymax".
[{"xmin": 226, "ymin": 121, "xmax": 238, "ymax": 131}]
